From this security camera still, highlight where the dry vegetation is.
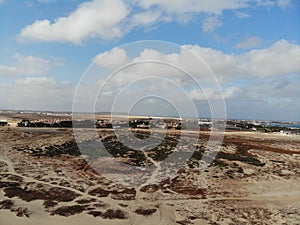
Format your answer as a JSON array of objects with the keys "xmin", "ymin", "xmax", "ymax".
[{"xmin": 0, "ymin": 114, "xmax": 300, "ymax": 224}]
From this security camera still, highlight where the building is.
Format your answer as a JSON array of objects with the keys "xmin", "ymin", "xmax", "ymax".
[
  {"xmin": 0, "ymin": 120, "xmax": 8, "ymax": 126},
  {"xmin": 280, "ymin": 130, "xmax": 300, "ymax": 135}
]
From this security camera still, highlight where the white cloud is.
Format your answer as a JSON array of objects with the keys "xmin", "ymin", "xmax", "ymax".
[
  {"xmin": 38, "ymin": 0, "xmax": 56, "ymax": 3},
  {"xmin": 136, "ymin": 0, "xmax": 248, "ymax": 15},
  {"xmin": 189, "ymin": 86, "xmax": 241, "ymax": 101},
  {"xmin": 186, "ymin": 39, "xmax": 300, "ymax": 79},
  {"xmin": 222, "ymin": 87, "xmax": 241, "ymax": 99},
  {"xmin": 254, "ymin": 0, "xmax": 275, "ymax": 7},
  {"xmin": 130, "ymin": 10, "xmax": 162, "ymax": 27},
  {"xmin": 0, "ymin": 53, "xmax": 55, "ymax": 77},
  {"xmin": 19, "ymin": 0, "xmax": 129, "ymax": 43},
  {"xmin": 83, "ymin": 39, "xmax": 299, "ymax": 119},
  {"xmin": 224, "ymin": 76, "xmax": 300, "ymax": 120},
  {"xmin": 21, "ymin": 0, "xmax": 289, "ymax": 44},
  {"xmin": 0, "ymin": 77, "xmax": 73, "ymax": 111},
  {"xmin": 253, "ymin": 0, "xmax": 292, "ymax": 9},
  {"xmin": 188, "ymin": 76, "xmax": 300, "ymax": 120},
  {"xmin": 235, "ymin": 11, "xmax": 250, "ymax": 18},
  {"xmin": 277, "ymin": 0, "xmax": 292, "ymax": 8},
  {"xmin": 0, "ymin": 65, "xmax": 18, "ymax": 77},
  {"xmin": 85, "ymin": 40, "xmax": 300, "ymax": 115},
  {"xmin": 255, "ymin": 0, "xmax": 292, "ymax": 9},
  {"xmin": 234, "ymin": 36, "xmax": 263, "ymax": 49},
  {"xmin": 18, "ymin": 0, "xmax": 293, "ymax": 44},
  {"xmin": 14, "ymin": 53, "xmax": 50, "ymax": 75},
  {"xmin": 2, "ymin": 40, "xmax": 299, "ymax": 120},
  {"xmin": 202, "ymin": 16, "xmax": 222, "ymax": 32},
  {"xmin": 93, "ymin": 48, "xmax": 129, "ymax": 69},
  {"xmin": 240, "ymin": 40, "xmax": 300, "ymax": 77},
  {"xmin": 97, "ymin": 39, "xmax": 300, "ymax": 83}
]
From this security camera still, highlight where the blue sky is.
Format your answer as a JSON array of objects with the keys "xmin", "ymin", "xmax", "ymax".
[{"xmin": 0, "ymin": 0, "xmax": 299, "ymax": 121}]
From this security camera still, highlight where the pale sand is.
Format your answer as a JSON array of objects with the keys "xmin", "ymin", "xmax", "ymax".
[
  {"xmin": 0, "ymin": 125, "xmax": 300, "ymax": 224},
  {"xmin": 0, "ymin": 210, "xmax": 128, "ymax": 225}
]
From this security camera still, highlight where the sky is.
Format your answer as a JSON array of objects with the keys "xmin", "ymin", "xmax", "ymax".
[{"xmin": 0, "ymin": 0, "xmax": 299, "ymax": 121}]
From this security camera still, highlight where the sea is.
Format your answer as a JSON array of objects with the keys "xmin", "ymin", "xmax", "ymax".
[{"xmin": 265, "ymin": 123, "xmax": 300, "ymax": 129}]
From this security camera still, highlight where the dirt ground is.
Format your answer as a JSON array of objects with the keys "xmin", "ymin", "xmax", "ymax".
[{"xmin": 0, "ymin": 119, "xmax": 299, "ymax": 224}]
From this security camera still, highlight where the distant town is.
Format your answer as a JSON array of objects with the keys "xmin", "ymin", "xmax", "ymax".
[{"xmin": 0, "ymin": 110, "xmax": 299, "ymax": 135}]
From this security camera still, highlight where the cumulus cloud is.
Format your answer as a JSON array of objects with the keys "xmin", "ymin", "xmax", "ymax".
[
  {"xmin": 81, "ymin": 39, "xmax": 300, "ymax": 120},
  {"xmin": 277, "ymin": 0, "xmax": 292, "ymax": 8},
  {"xmin": 0, "ymin": 53, "xmax": 56, "ymax": 77},
  {"xmin": 234, "ymin": 36, "xmax": 264, "ymax": 49},
  {"xmin": 14, "ymin": 53, "xmax": 50, "ymax": 75},
  {"xmin": 2, "ymin": 39, "xmax": 299, "ymax": 120},
  {"xmin": 81, "ymin": 39, "xmax": 300, "ymax": 115},
  {"xmin": 186, "ymin": 39, "xmax": 300, "ymax": 79},
  {"xmin": 187, "ymin": 75, "xmax": 300, "ymax": 120},
  {"xmin": 0, "ymin": 65, "xmax": 18, "ymax": 77},
  {"xmin": 235, "ymin": 11, "xmax": 250, "ymax": 18},
  {"xmin": 21, "ymin": 0, "xmax": 242, "ymax": 43},
  {"xmin": 95, "ymin": 39, "xmax": 300, "ymax": 83},
  {"xmin": 224, "ymin": 75, "xmax": 300, "ymax": 120},
  {"xmin": 93, "ymin": 48, "xmax": 129, "ymax": 69},
  {"xmin": 136, "ymin": 0, "xmax": 248, "ymax": 15},
  {"xmin": 93, "ymin": 46, "xmax": 214, "ymax": 90},
  {"xmin": 254, "ymin": 0, "xmax": 292, "ymax": 9},
  {"xmin": 189, "ymin": 86, "xmax": 241, "ymax": 101},
  {"xmin": 0, "ymin": 77, "xmax": 73, "ymax": 111},
  {"xmin": 202, "ymin": 16, "xmax": 222, "ymax": 32},
  {"xmin": 18, "ymin": 0, "xmax": 290, "ymax": 44},
  {"xmin": 129, "ymin": 10, "xmax": 163, "ymax": 28},
  {"xmin": 19, "ymin": 0, "xmax": 129, "ymax": 43}
]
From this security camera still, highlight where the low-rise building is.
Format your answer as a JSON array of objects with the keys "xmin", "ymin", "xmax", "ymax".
[{"xmin": 0, "ymin": 120, "xmax": 8, "ymax": 126}]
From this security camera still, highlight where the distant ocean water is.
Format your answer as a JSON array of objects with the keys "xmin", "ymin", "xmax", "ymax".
[{"xmin": 266, "ymin": 123, "xmax": 300, "ymax": 129}]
